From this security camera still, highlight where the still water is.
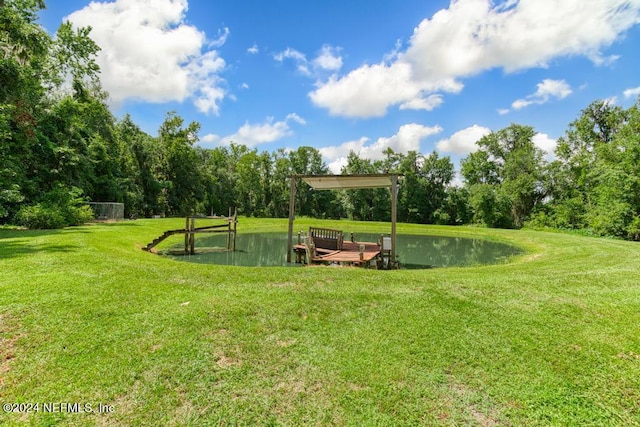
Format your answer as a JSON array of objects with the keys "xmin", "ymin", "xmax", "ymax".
[{"xmin": 165, "ymin": 232, "xmax": 521, "ymax": 269}]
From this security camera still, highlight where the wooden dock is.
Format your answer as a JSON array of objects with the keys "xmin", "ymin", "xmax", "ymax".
[
  {"xmin": 293, "ymin": 240, "xmax": 381, "ymax": 266},
  {"xmin": 143, "ymin": 210, "xmax": 237, "ymax": 254}
]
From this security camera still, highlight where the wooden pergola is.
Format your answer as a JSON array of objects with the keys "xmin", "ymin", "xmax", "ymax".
[{"xmin": 286, "ymin": 174, "xmax": 402, "ymax": 265}]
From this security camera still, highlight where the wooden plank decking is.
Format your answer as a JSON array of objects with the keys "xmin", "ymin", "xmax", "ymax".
[{"xmin": 293, "ymin": 240, "xmax": 381, "ymax": 265}]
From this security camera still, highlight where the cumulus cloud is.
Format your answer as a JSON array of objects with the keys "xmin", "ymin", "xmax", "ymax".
[
  {"xmin": 320, "ymin": 124, "xmax": 443, "ymax": 173},
  {"xmin": 436, "ymin": 125, "xmax": 492, "ymax": 155},
  {"xmin": 247, "ymin": 43, "xmax": 259, "ymax": 54},
  {"xmin": 624, "ymin": 86, "xmax": 640, "ymax": 98},
  {"xmin": 435, "ymin": 126, "xmax": 557, "ymax": 159},
  {"xmin": 310, "ymin": 62, "xmax": 459, "ymax": 117},
  {"xmin": 210, "ymin": 114, "xmax": 306, "ymax": 147},
  {"xmin": 532, "ymin": 132, "xmax": 557, "ymax": 159},
  {"xmin": 66, "ymin": 0, "xmax": 228, "ymax": 114},
  {"xmin": 511, "ymin": 79, "xmax": 572, "ymax": 110},
  {"xmin": 310, "ymin": 0, "xmax": 640, "ymax": 118}
]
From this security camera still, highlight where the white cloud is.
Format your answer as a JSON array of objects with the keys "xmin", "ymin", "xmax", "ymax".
[
  {"xmin": 247, "ymin": 44, "xmax": 259, "ymax": 54},
  {"xmin": 312, "ymin": 45, "xmax": 343, "ymax": 71},
  {"xmin": 326, "ymin": 157, "xmax": 350, "ymax": 175},
  {"xmin": 216, "ymin": 114, "xmax": 306, "ymax": 147},
  {"xmin": 320, "ymin": 124, "xmax": 443, "ymax": 173},
  {"xmin": 403, "ymin": 0, "xmax": 639, "ymax": 77},
  {"xmin": 275, "ymin": 44, "xmax": 343, "ymax": 76},
  {"xmin": 201, "ymin": 133, "xmax": 219, "ymax": 143},
  {"xmin": 436, "ymin": 125, "xmax": 492, "ymax": 155},
  {"xmin": 310, "ymin": 0, "xmax": 640, "ymax": 118},
  {"xmin": 320, "ymin": 137, "xmax": 369, "ymax": 173},
  {"xmin": 532, "ymin": 132, "xmax": 557, "ymax": 160},
  {"xmin": 274, "ymin": 47, "xmax": 311, "ymax": 75},
  {"xmin": 512, "ymin": 79, "xmax": 572, "ymax": 110},
  {"xmin": 399, "ymin": 94, "xmax": 444, "ymax": 111},
  {"xmin": 209, "ymin": 27, "xmax": 229, "ymax": 48},
  {"xmin": 66, "ymin": 0, "xmax": 228, "ymax": 115},
  {"xmin": 285, "ymin": 113, "xmax": 307, "ymax": 125},
  {"xmin": 274, "ymin": 47, "xmax": 306, "ymax": 62},
  {"xmin": 310, "ymin": 62, "xmax": 460, "ymax": 117},
  {"xmin": 624, "ymin": 86, "xmax": 640, "ymax": 98},
  {"xmin": 187, "ymin": 50, "xmax": 226, "ymax": 114}
]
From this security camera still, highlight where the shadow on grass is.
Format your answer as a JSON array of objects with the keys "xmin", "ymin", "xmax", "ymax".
[
  {"xmin": 89, "ymin": 220, "xmax": 141, "ymax": 227},
  {"xmin": 0, "ymin": 229, "xmax": 81, "ymax": 260}
]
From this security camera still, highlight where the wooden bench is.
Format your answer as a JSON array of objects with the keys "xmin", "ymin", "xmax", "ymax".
[
  {"xmin": 292, "ymin": 227, "xmax": 382, "ymax": 267},
  {"xmin": 308, "ymin": 227, "xmax": 343, "ymax": 251}
]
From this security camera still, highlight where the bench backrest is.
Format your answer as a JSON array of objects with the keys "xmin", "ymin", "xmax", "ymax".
[{"xmin": 309, "ymin": 227, "xmax": 343, "ymax": 250}]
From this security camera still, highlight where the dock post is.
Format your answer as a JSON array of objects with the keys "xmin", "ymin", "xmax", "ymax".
[
  {"xmin": 184, "ymin": 217, "xmax": 190, "ymax": 254},
  {"xmin": 391, "ymin": 175, "xmax": 398, "ymax": 268},
  {"xmin": 189, "ymin": 217, "xmax": 195, "ymax": 254},
  {"xmin": 232, "ymin": 207, "xmax": 237, "ymax": 251},
  {"xmin": 286, "ymin": 177, "xmax": 297, "ymax": 263}
]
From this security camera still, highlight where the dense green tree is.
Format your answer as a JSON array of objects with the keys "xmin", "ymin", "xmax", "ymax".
[
  {"xmin": 1, "ymin": 0, "xmax": 114, "ymax": 225},
  {"xmin": 289, "ymin": 146, "xmax": 335, "ymax": 218},
  {"xmin": 115, "ymin": 115, "xmax": 160, "ymax": 216},
  {"xmin": 235, "ymin": 148, "xmax": 270, "ymax": 216},
  {"xmin": 157, "ymin": 111, "xmax": 202, "ymax": 216},
  {"xmin": 461, "ymin": 124, "xmax": 546, "ymax": 228},
  {"xmin": 268, "ymin": 148, "xmax": 293, "ymax": 217},
  {"xmin": 542, "ymin": 100, "xmax": 633, "ymax": 236},
  {"xmin": 436, "ymin": 186, "xmax": 473, "ymax": 225},
  {"xmin": 1, "ymin": 0, "xmax": 49, "ymax": 219}
]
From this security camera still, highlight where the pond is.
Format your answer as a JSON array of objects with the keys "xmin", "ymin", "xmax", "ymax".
[{"xmin": 164, "ymin": 232, "xmax": 522, "ymax": 269}]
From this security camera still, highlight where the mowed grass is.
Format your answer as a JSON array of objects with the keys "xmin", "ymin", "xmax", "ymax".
[{"xmin": 1, "ymin": 218, "xmax": 639, "ymax": 426}]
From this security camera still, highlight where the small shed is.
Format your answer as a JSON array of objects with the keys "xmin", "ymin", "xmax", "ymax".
[{"xmin": 286, "ymin": 174, "xmax": 401, "ymax": 266}]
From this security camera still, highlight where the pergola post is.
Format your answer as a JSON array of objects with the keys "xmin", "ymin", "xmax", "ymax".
[
  {"xmin": 391, "ymin": 174, "xmax": 398, "ymax": 266},
  {"xmin": 286, "ymin": 176, "xmax": 297, "ymax": 263}
]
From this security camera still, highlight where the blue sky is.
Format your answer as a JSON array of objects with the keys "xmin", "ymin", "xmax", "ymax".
[{"xmin": 39, "ymin": 0, "xmax": 640, "ymax": 173}]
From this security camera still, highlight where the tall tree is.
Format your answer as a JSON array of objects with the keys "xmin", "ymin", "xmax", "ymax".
[
  {"xmin": 546, "ymin": 100, "xmax": 630, "ymax": 233},
  {"xmin": 461, "ymin": 124, "xmax": 546, "ymax": 228},
  {"xmin": 157, "ymin": 111, "xmax": 202, "ymax": 216},
  {"xmin": 289, "ymin": 146, "xmax": 334, "ymax": 217},
  {"xmin": 0, "ymin": 0, "xmax": 49, "ymax": 219}
]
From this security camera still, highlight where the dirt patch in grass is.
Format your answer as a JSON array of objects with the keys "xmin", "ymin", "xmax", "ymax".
[
  {"xmin": 442, "ymin": 374, "xmax": 505, "ymax": 427},
  {"xmin": 215, "ymin": 354, "xmax": 242, "ymax": 369},
  {"xmin": 617, "ymin": 351, "xmax": 640, "ymax": 361},
  {"xmin": 0, "ymin": 313, "xmax": 22, "ymax": 389}
]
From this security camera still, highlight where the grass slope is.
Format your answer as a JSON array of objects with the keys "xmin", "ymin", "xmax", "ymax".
[{"xmin": 1, "ymin": 218, "xmax": 639, "ymax": 426}]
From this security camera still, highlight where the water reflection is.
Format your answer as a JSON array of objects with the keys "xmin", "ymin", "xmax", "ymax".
[
  {"xmin": 165, "ymin": 232, "xmax": 521, "ymax": 269},
  {"xmin": 392, "ymin": 234, "xmax": 520, "ymax": 268}
]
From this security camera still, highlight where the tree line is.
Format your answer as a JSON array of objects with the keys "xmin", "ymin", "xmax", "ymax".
[{"xmin": 2, "ymin": 1, "xmax": 640, "ymax": 239}]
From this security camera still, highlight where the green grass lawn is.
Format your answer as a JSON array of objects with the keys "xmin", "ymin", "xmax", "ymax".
[{"xmin": 1, "ymin": 218, "xmax": 639, "ymax": 426}]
